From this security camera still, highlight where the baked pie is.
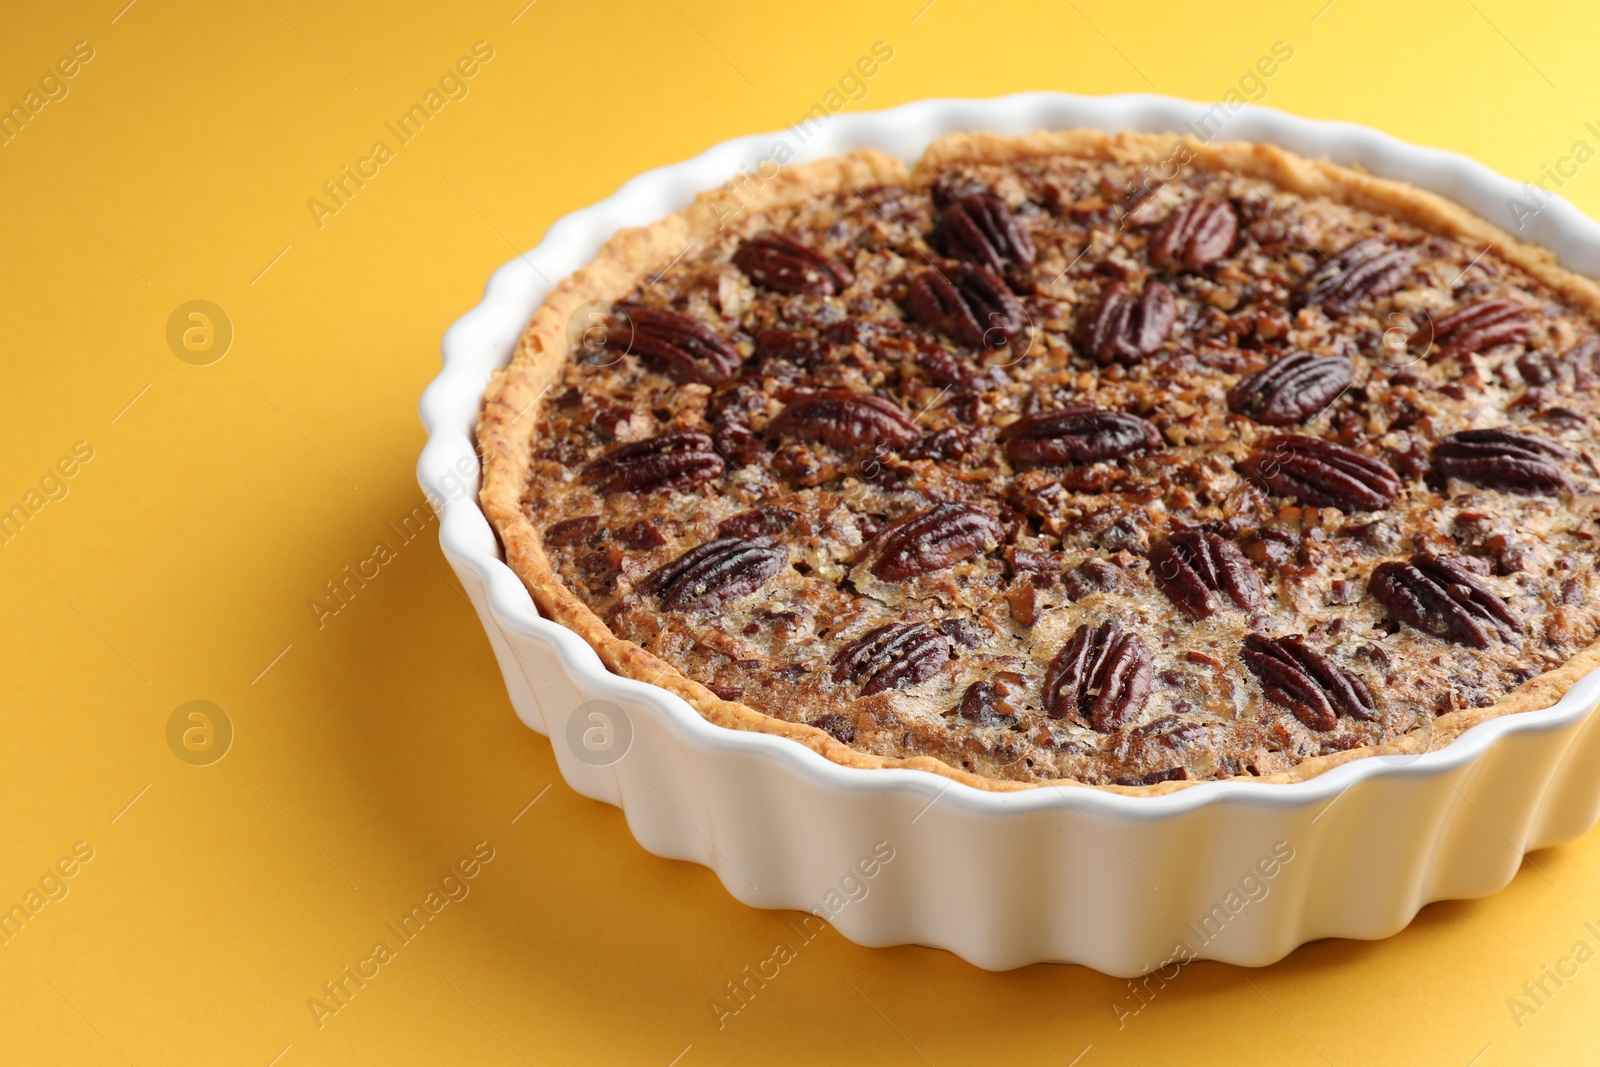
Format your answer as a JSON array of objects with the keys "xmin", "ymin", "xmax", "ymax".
[{"xmin": 477, "ymin": 130, "xmax": 1600, "ymax": 791}]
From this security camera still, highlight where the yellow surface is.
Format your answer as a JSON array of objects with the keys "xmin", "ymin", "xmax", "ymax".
[{"xmin": 4, "ymin": 1, "xmax": 1600, "ymax": 1063}]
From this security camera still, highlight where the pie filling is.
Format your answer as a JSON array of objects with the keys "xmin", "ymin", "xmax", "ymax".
[{"xmin": 504, "ymin": 140, "xmax": 1600, "ymax": 785}]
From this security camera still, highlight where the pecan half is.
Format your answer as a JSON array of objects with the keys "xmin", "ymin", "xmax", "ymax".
[
  {"xmin": 768, "ymin": 390, "xmax": 920, "ymax": 450},
  {"xmin": 942, "ymin": 194, "xmax": 1036, "ymax": 272},
  {"xmin": 831, "ymin": 622, "xmax": 950, "ymax": 695},
  {"xmin": 637, "ymin": 536, "xmax": 788, "ymax": 611},
  {"xmin": 871, "ymin": 502, "xmax": 1004, "ymax": 581},
  {"xmin": 1149, "ymin": 530, "xmax": 1265, "ymax": 620},
  {"xmin": 905, "ymin": 263, "xmax": 1025, "ymax": 349},
  {"xmin": 1370, "ymin": 552, "xmax": 1521, "ymax": 648},
  {"xmin": 1149, "ymin": 197, "xmax": 1238, "ymax": 272},
  {"xmin": 1414, "ymin": 300, "xmax": 1534, "ymax": 360},
  {"xmin": 1431, "ymin": 428, "xmax": 1574, "ymax": 495},
  {"xmin": 583, "ymin": 430, "xmax": 725, "ymax": 494},
  {"xmin": 610, "ymin": 303, "xmax": 741, "ymax": 384},
  {"xmin": 1302, "ymin": 238, "xmax": 1413, "ymax": 316},
  {"xmin": 732, "ymin": 234, "xmax": 854, "ymax": 296},
  {"xmin": 1000, "ymin": 406, "xmax": 1163, "ymax": 467},
  {"xmin": 1236, "ymin": 434, "xmax": 1403, "ymax": 511},
  {"xmin": 1228, "ymin": 351, "xmax": 1355, "ymax": 426},
  {"xmin": 1042, "ymin": 622, "xmax": 1154, "ymax": 732},
  {"xmin": 1241, "ymin": 634, "xmax": 1375, "ymax": 731},
  {"xmin": 1076, "ymin": 281, "xmax": 1177, "ymax": 365}
]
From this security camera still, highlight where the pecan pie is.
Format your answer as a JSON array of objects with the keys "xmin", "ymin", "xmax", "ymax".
[{"xmin": 478, "ymin": 130, "xmax": 1600, "ymax": 793}]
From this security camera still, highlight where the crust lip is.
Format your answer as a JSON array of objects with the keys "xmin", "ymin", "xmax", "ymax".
[{"xmin": 477, "ymin": 129, "xmax": 1600, "ymax": 797}]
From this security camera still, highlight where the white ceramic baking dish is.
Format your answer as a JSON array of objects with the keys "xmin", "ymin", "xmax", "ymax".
[{"xmin": 418, "ymin": 92, "xmax": 1600, "ymax": 975}]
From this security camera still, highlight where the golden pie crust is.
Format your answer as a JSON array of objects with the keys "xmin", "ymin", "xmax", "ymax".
[{"xmin": 477, "ymin": 130, "xmax": 1600, "ymax": 795}]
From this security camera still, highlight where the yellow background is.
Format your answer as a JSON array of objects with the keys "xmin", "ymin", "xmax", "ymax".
[{"xmin": 4, "ymin": 1, "xmax": 1599, "ymax": 1063}]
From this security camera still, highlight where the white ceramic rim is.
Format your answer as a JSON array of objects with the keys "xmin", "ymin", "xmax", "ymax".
[{"xmin": 420, "ymin": 91, "xmax": 1600, "ymax": 823}]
